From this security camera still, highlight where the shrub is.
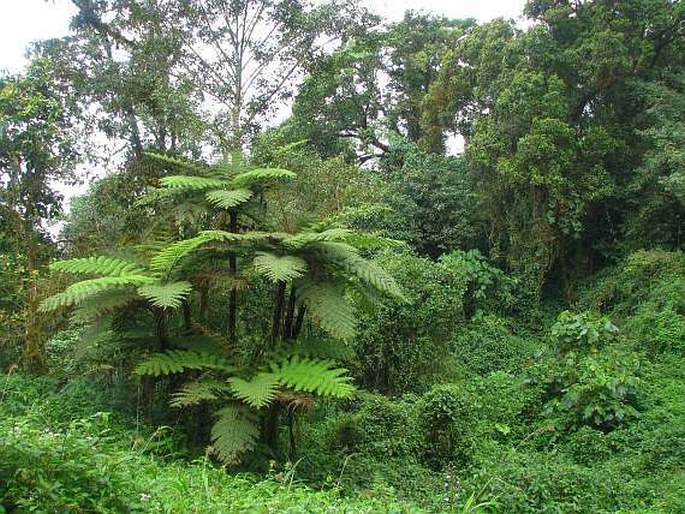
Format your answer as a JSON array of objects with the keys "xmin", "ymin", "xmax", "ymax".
[
  {"xmin": 417, "ymin": 384, "xmax": 476, "ymax": 469},
  {"xmin": 452, "ymin": 316, "xmax": 536, "ymax": 377},
  {"xmin": 529, "ymin": 311, "xmax": 642, "ymax": 431}
]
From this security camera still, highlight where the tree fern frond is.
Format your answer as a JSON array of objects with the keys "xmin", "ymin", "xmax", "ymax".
[
  {"xmin": 170, "ymin": 380, "xmax": 232, "ymax": 407},
  {"xmin": 137, "ymin": 281, "xmax": 193, "ymax": 309},
  {"xmin": 211, "ymin": 405, "xmax": 260, "ymax": 464},
  {"xmin": 227, "ymin": 372, "xmax": 280, "ymax": 408},
  {"xmin": 40, "ymin": 275, "xmax": 154, "ymax": 312},
  {"xmin": 50, "ymin": 256, "xmax": 146, "ymax": 277},
  {"xmin": 135, "ymin": 350, "xmax": 236, "ymax": 377},
  {"xmin": 274, "ymin": 356, "xmax": 355, "ymax": 398},
  {"xmin": 160, "ymin": 175, "xmax": 231, "ymax": 191},
  {"xmin": 253, "ymin": 252, "xmax": 307, "ymax": 283},
  {"xmin": 342, "ymin": 232, "xmax": 405, "ymax": 250},
  {"xmin": 231, "ymin": 168, "xmax": 297, "ymax": 187},
  {"xmin": 297, "ymin": 283, "xmax": 357, "ymax": 340},
  {"xmin": 282, "ymin": 228, "xmax": 354, "ymax": 250},
  {"xmin": 205, "ymin": 188, "xmax": 253, "ymax": 209}
]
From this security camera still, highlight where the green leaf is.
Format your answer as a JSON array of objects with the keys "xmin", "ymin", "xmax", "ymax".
[
  {"xmin": 231, "ymin": 167, "xmax": 296, "ymax": 187},
  {"xmin": 50, "ymin": 256, "xmax": 146, "ymax": 277},
  {"xmin": 205, "ymin": 188, "xmax": 253, "ymax": 209},
  {"xmin": 274, "ymin": 356, "xmax": 355, "ymax": 398},
  {"xmin": 40, "ymin": 275, "xmax": 154, "ymax": 312},
  {"xmin": 159, "ymin": 175, "xmax": 230, "ymax": 191},
  {"xmin": 253, "ymin": 252, "xmax": 308, "ymax": 282},
  {"xmin": 137, "ymin": 281, "xmax": 193, "ymax": 309},
  {"xmin": 297, "ymin": 282, "xmax": 357, "ymax": 340},
  {"xmin": 211, "ymin": 405, "xmax": 260, "ymax": 464},
  {"xmin": 227, "ymin": 372, "xmax": 280, "ymax": 408},
  {"xmin": 135, "ymin": 350, "xmax": 236, "ymax": 377}
]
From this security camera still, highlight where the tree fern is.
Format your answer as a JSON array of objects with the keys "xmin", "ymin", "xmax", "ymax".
[
  {"xmin": 253, "ymin": 252, "xmax": 308, "ymax": 282},
  {"xmin": 134, "ymin": 350, "xmax": 235, "ymax": 377},
  {"xmin": 211, "ymin": 405, "xmax": 260, "ymax": 464},
  {"xmin": 205, "ymin": 188, "xmax": 253, "ymax": 209},
  {"xmin": 50, "ymin": 256, "xmax": 146, "ymax": 277},
  {"xmin": 274, "ymin": 356, "xmax": 355, "ymax": 398},
  {"xmin": 137, "ymin": 281, "xmax": 193, "ymax": 309},
  {"xmin": 227, "ymin": 372, "xmax": 280, "ymax": 408}
]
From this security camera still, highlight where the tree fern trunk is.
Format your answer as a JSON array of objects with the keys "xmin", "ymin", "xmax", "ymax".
[
  {"xmin": 283, "ymin": 286, "xmax": 297, "ymax": 340},
  {"xmin": 292, "ymin": 305, "xmax": 307, "ymax": 340},
  {"xmin": 271, "ymin": 281, "xmax": 287, "ymax": 346},
  {"xmin": 229, "ymin": 210, "xmax": 238, "ymax": 345}
]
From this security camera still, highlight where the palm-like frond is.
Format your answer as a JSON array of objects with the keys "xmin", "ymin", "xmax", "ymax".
[
  {"xmin": 137, "ymin": 281, "xmax": 193, "ymax": 309},
  {"xmin": 50, "ymin": 256, "xmax": 146, "ymax": 277},
  {"xmin": 134, "ymin": 350, "xmax": 236, "ymax": 377},
  {"xmin": 274, "ymin": 356, "xmax": 355, "ymax": 398},
  {"xmin": 231, "ymin": 168, "xmax": 296, "ymax": 187},
  {"xmin": 211, "ymin": 405, "xmax": 260, "ymax": 464},
  {"xmin": 40, "ymin": 275, "xmax": 154, "ymax": 312},
  {"xmin": 253, "ymin": 252, "xmax": 307, "ymax": 283},
  {"xmin": 227, "ymin": 372, "xmax": 280, "ymax": 408},
  {"xmin": 205, "ymin": 188, "xmax": 253, "ymax": 209}
]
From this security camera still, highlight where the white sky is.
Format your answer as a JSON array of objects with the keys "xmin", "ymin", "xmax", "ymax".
[{"xmin": 0, "ymin": 0, "xmax": 528, "ymax": 73}]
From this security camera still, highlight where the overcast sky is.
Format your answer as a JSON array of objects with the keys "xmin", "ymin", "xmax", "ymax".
[{"xmin": 0, "ymin": 0, "xmax": 528, "ymax": 73}]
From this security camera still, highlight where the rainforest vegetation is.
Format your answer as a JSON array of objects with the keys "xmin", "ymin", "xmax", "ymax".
[{"xmin": 1, "ymin": 0, "xmax": 684, "ymax": 512}]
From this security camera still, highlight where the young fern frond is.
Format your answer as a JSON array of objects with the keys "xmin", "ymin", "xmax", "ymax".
[
  {"xmin": 231, "ymin": 167, "xmax": 296, "ymax": 187},
  {"xmin": 227, "ymin": 372, "xmax": 280, "ymax": 408},
  {"xmin": 205, "ymin": 188, "xmax": 253, "ymax": 209},
  {"xmin": 40, "ymin": 275, "xmax": 154, "ymax": 312},
  {"xmin": 211, "ymin": 405, "xmax": 260, "ymax": 464},
  {"xmin": 297, "ymin": 282, "xmax": 357, "ymax": 340},
  {"xmin": 273, "ymin": 356, "xmax": 355, "ymax": 398},
  {"xmin": 137, "ymin": 281, "xmax": 193, "ymax": 309},
  {"xmin": 253, "ymin": 252, "xmax": 307, "ymax": 283},
  {"xmin": 134, "ymin": 350, "xmax": 236, "ymax": 377},
  {"xmin": 50, "ymin": 256, "xmax": 146, "ymax": 277}
]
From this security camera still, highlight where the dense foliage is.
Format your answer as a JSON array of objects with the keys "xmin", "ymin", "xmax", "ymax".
[{"xmin": 1, "ymin": 0, "xmax": 684, "ymax": 512}]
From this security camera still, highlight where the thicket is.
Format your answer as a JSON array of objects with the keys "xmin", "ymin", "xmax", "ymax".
[{"xmin": 2, "ymin": 0, "xmax": 684, "ymax": 512}]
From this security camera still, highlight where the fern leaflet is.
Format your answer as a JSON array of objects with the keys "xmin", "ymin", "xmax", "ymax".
[
  {"xmin": 274, "ymin": 356, "xmax": 355, "ymax": 398},
  {"xmin": 50, "ymin": 256, "xmax": 146, "ymax": 277}
]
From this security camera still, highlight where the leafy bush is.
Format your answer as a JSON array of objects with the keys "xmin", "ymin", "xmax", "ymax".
[
  {"xmin": 417, "ymin": 384, "xmax": 476, "ymax": 469},
  {"xmin": 452, "ymin": 315, "xmax": 536, "ymax": 377},
  {"xmin": 530, "ymin": 311, "xmax": 642, "ymax": 431}
]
